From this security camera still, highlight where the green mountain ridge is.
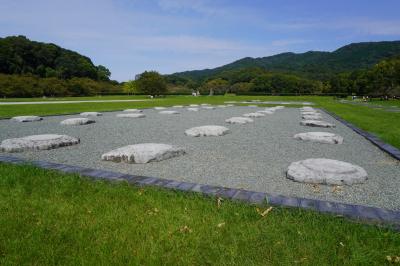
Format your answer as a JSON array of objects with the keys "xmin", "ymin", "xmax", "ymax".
[
  {"xmin": 172, "ymin": 41, "xmax": 400, "ymax": 81},
  {"xmin": 0, "ymin": 35, "xmax": 111, "ymax": 81}
]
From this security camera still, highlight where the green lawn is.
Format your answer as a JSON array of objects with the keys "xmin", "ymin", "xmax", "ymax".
[
  {"xmin": 0, "ymin": 95, "xmax": 150, "ymax": 102},
  {"xmin": 0, "ymin": 163, "xmax": 399, "ymax": 265},
  {"xmin": 1, "ymin": 95, "xmax": 400, "ymax": 264}
]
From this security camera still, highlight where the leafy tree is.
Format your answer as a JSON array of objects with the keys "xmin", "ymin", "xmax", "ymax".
[
  {"xmin": 136, "ymin": 71, "xmax": 167, "ymax": 96},
  {"xmin": 202, "ymin": 78, "xmax": 229, "ymax": 95},
  {"xmin": 230, "ymin": 82, "xmax": 254, "ymax": 94},
  {"xmin": 250, "ymin": 74, "xmax": 272, "ymax": 93},
  {"xmin": 96, "ymin": 65, "xmax": 111, "ymax": 81},
  {"xmin": 369, "ymin": 57, "xmax": 400, "ymax": 95},
  {"xmin": 123, "ymin": 80, "xmax": 140, "ymax": 95}
]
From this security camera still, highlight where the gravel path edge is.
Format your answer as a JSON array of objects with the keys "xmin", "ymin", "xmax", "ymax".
[{"xmin": 1, "ymin": 154, "xmax": 399, "ymax": 229}]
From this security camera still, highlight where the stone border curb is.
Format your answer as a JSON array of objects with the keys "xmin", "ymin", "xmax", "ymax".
[
  {"xmin": 321, "ymin": 108, "xmax": 400, "ymax": 160},
  {"xmin": 0, "ymin": 154, "xmax": 399, "ymax": 229}
]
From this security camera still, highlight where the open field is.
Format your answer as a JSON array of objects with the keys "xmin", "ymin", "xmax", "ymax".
[
  {"xmin": 1, "ymin": 163, "xmax": 399, "ymax": 265},
  {"xmin": 1, "ymin": 95, "xmax": 400, "ymax": 264},
  {"xmin": 0, "ymin": 95, "xmax": 150, "ymax": 102},
  {"xmin": 2, "ymin": 106, "xmax": 399, "ymax": 210},
  {"xmin": 1, "ymin": 95, "xmax": 399, "ymax": 149}
]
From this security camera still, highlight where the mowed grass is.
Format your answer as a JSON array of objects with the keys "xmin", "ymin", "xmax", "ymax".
[
  {"xmin": 0, "ymin": 95, "xmax": 150, "ymax": 102},
  {"xmin": 1, "ymin": 95, "xmax": 399, "ymax": 148},
  {"xmin": 0, "ymin": 163, "xmax": 399, "ymax": 265}
]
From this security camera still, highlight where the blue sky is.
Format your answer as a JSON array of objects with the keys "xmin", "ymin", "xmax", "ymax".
[{"xmin": 1, "ymin": 0, "xmax": 400, "ymax": 81}]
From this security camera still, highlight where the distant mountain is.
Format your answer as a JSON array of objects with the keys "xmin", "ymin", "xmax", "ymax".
[
  {"xmin": 173, "ymin": 41, "xmax": 400, "ymax": 80},
  {"xmin": 0, "ymin": 35, "xmax": 111, "ymax": 81}
]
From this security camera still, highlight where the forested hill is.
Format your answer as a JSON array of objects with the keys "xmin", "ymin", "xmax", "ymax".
[
  {"xmin": 0, "ymin": 35, "xmax": 111, "ymax": 81},
  {"xmin": 173, "ymin": 41, "xmax": 400, "ymax": 81}
]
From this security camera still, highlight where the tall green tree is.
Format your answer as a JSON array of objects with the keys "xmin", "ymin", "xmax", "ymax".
[
  {"xmin": 136, "ymin": 71, "xmax": 167, "ymax": 96},
  {"xmin": 370, "ymin": 58, "xmax": 400, "ymax": 95},
  {"xmin": 123, "ymin": 80, "xmax": 140, "ymax": 95},
  {"xmin": 96, "ymin": 65, "xmax": 111, "ymax": 81},
  {"xmin": 202, "ymin": 78, "xmax": 229, "ymax": 95}
]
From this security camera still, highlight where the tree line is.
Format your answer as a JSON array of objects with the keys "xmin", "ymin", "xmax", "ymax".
[
  {"xmin": 326, "ymin": 56, "xmax": 400, "ymax": 96},
  {"xmin": 1, "ymin": 35, "xmax": 399, "ymax": 97},
  {"xmin": 0, "ymin": 74, "xmax": 121, "ymax": 97},
  {"xmin": 162, "ymin": 55, "xmax": 400, "ymax": 97}
]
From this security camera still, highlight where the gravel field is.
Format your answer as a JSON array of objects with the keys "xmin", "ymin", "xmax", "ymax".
[{"xmin": 1, "ymin": 106, "xmax": 399, "ymax": 210}]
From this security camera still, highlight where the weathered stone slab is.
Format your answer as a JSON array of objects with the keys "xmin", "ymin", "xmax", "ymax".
[
  {"xmin": 60, "ymin": 118, "xmax": 95, "ymax": 125},
  {"xmin": 287, "ymin": 158, "xmax": 367, "ymax": 185},
  {"xmin": 173, "ymin": 105, "xmax": 184, "ymax": 108},
  {"xmin": 225, "ymin": 117, "xmax": 254, "ymax": 124},
  {"xmin": 11, "ymin": 116, "xmax": 42, "ymax": 122},
  {"xmin": 243, "ymin": 112, "xmax": 265, "ymax": 118},
  {"xmin": 102, "ymin": 143, "xmax": 185, "ymax": 164},
  {"xmin": 0, "ymin": 134, "xmax": 79, "ymax": 152},
  {"xmin": 301, "ymin": 111, "xmax": 319, "ymax": 116},
  {"xmin": 154, "ymin": 107, "xmax": 167, "ymax": 110},
  {"xmin": 80, "ymin": 112, "xmax": 102, "ymax": 116},
  {"xmin": 300, "ymin": 120, "xmax": 335, "ymax": 128},
  {"xmin": 202, "ymin": 106, "xmax": 215, "ymax": 110},
  {"xmin": 116, "ymin": 113, "xmax": 145, "ymax": 118},
  {"xmin": 159, "ymin": 110, "xmax": 180, "ymax": 115},
  {"xmin": 302, "ymin": 114, "xmax": 323, "ymax": 120},
  {"xmin": 123, "ymin": 109, "xmax": 142, "ymax": 112},
  {"xmin": 185, "ymin": 125, "xmax": 230, "ymax": 137},
  {"xmin": 294, "ymin": 132, "xmax": 344, "ymax": 144},
  {"xmin": 257, "ymin": 110, "xmax": 274, "ymax": 115},
  {"xmin": 187, "ymin": 108, "xmax": 199, "ymax": 112},
  {"xmin": 300, "ymin": 107, "xmax": 315, "ymax": 112}
]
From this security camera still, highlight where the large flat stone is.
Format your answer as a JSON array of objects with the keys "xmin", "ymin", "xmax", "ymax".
[
  {"xmin": 225, "ymin": 117, "xmax": 254, "ymax": 124},
  {"xmin": 257, "ymin": 110, "xmax": 275, "ymax": 115},
  {"xmin": 300, "ymin": 120, "xmax": 335, "ymax": 128},
  {"xmin": 185, "ymin": 125, "xmax": 230, "ymax": 137},
  {"xmin": 301, "ymin": 111, "xmax": 319, "ymax": 116},
  {"xmin": 154, "ymin": 107, "xmax": 167, "ymax": 110},
  {"xmin": 187, "ymin": 108, "xmax": 199, "ymax": 112},
  {"xmin": 243, "ymin": 112, "xmax": 265, "ymax": 118},
  {"xmin": 294, "ymin": 132, "xmax": 344, "ymax": 144},
  {"xmin": 0, "ymin": 134, "xmax": 79, "ymax": 152},
  {"xmin": 159, "ymin": 110, "xmax": 180, "ymax": 115},
  {"xmin": 11, "ymin": 116, "xmax": 42, "ymax": 122},
  {"xmin": 80, "ymin": 112, "xmax": 103, "ymax": 116},
  {"xmin": 202, "ymin": 106, "xmax": 216, "ymax": 110},
  {"xmin": 287, "ymin": 158, "xmax": 367, "ymax": 185},
  {"xmin": 123, "ymin": 109, "xmax": 142, "ymax": 113},
  {"xmin": 60, "ymin": 118, "xmax": 95, "ymax": 125},
  {"xmin": 300, "ymin": 107, "xmax": 315, "ymax": 112},
  {"xmin": 302, "ymin": 114, "xmax": 323, "ymax": 120},
  {"xmin": 101, "ymin": 143, "xmax": 185, "ymax": 164},
  {"xmin": 116, "ymin": 113, "xmax": 145, "ymax": 118}
]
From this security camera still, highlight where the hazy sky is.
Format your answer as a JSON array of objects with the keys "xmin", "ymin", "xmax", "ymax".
[{"xmin": 1, "ymin": 0, "xmax": 400, "ymax": 81}]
